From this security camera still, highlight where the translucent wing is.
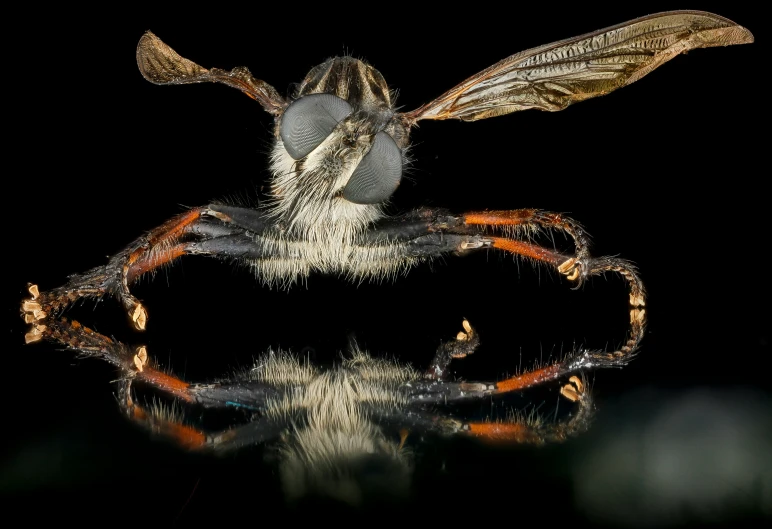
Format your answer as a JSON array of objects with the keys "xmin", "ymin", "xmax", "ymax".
[
  {"xmin": 401, "ymin": 11, "xmax": 753, "ymax": 124},
  {"xmin": 136, "ymin": 31, "xmax": 287, "ymax": 116}
]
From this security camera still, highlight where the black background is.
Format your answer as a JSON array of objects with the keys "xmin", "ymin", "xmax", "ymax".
[{"xmin": 4, "ymin": 4, "xmax": 769, "ymax": 526}]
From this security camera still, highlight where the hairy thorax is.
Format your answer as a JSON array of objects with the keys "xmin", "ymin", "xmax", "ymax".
[{"xmin": 246, "ymin": 141, "xmax": 418, "ymax": 286}]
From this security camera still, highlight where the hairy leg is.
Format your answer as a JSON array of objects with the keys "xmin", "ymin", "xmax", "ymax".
[
  {"xmin": 118, "ymin": 379, "xmax": 284, "ymax": 451},
  {"xmin": 27, "ymin": 315, "xmax": 287, "ymax": 451},
  {"xmin": 26, "ymin": 317, "xmax": 283, "ymax": 410},
  {"xmin": 463, "ymin": 376, "xmax": 593, "ymax": 444},
  {"xmin": 402, "ymin": 377, "xmax": 593, "ymax": 444}
]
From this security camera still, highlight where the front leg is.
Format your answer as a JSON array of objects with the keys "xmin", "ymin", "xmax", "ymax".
[
  {"xmin": 448, "ymin": 209, "xmax": 647, "ymax": 363},
  {"xmin": 386, "ymin": 208, "xmax": 646, "ymax": 366},
  {"xmin": 462, "ymin": 209, "xmax": 591, "ymax": 283},
  {"xmin": 21, "ymin": 206, "xmax": 257, "ymax": 333},
  {"xmin": 391, "ymin": 208, "xmax": 600, "ymax": 284}
]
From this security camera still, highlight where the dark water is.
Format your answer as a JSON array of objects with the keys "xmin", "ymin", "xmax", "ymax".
[{"xmin": 5, "ymin": 5, "xmax": 769, "ymax": 526}]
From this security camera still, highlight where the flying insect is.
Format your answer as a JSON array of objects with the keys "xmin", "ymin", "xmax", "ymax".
[{"xmin": 21, "ymin": 12, "xmax": 752, "ymax": 473}]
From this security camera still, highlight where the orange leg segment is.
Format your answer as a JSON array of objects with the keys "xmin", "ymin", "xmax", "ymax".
[
  {"xmin": 464, "ymin": 209, "xmax": 590, "ymax": 258},
  {"xmin": 127, "ymin": 243, "xmax": 188, "ymax": 283},
  {"xmin": 463, "ymin": 377, "xmax": 594, "ymax": 445},
  {"xmin": 465, "ymin": 422, "xmax": 541, "ymax": 443},
  {"xmin": 488, "ymin": 237, "xmax": 566, "ymax": 267},
  {"xmin": 124, "ymin": 208, "xmax": 207, "ymax": 276},
  {"xmin": 494, "ymin": 364, "xmax": 563, "ymax": 394},
  {"xmin": 138, "ymin": 367, "xmax": 195, "ymax": 403},
  {"xmin": 128, "ymin": 399, "xmax": 207, "ymax": 450},
  {"xmin": 464, "ymin": 209, "xmax": 543, "ymax": 226}
]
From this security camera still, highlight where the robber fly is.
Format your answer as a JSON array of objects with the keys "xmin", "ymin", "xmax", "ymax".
[{"xmin": 20, "ymin": 10, "xmax": 752, "ymax": 503}]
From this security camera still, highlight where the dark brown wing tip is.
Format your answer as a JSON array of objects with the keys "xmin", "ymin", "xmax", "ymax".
[
  {"xmin": 136, "ymin": 31, "xmax": 209, "ymax": 85},
  {"xmin": 136, "ymin": 31, "xmax": 163, "ymax": 82}
]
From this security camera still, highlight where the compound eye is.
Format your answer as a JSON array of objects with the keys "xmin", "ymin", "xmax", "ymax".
[
  {"xmin": 342, "ymin": 132, "xmax": 402, "ymax": 205},
  {"xmin": 280, "ymin": 93, "xmax": 353, "ymax": 159}
]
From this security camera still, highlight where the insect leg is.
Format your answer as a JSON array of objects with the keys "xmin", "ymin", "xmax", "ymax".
[
  {"xmin": 21, "ymin": 206, "xmax": 266, "ymax": 332},
  {"xmin": 22, "ymin": 208, "xmax": 206, "ymax": 330},
  {"xmin": 116, "ymin": 379, "xmax": 285, "ymax": 451},
  {"xmin": 491, "ymin": 282, "xmax": 644, "ymax": 396},
  {"xmin": 425, "ymin": 319, "xmax": 480, "ymax": 380},
  {"xmin": 403, "ymin": 377, "xmax": 592, "ymax": 444},
  {"xmin": 371, "ymin": 211, "xmax": 646, "ymax": 368},
  {"xmin": 30, "ymin": 316, "xmax": 285, "ymax": 450},
  {"xmin": 462, "ymin": 209, "xmax": 591, "ymax": 280},
  {"xmin": 463, "ymin": 376, "xmax": 593, "ymax": 444},
  {"xmin": 28, "ymin": 317, "xmax": 197, "ymax": 401},
  {"xmin": 27, "ymin": 317, "xmax": 282, "ymax": 411},
  {"xmin": 473, "ymin": 238, "xmax": 646, "ymax": 369},
  {"xmin": 117, "ymin": 380, "xmax": 208, "ymax": 450}
]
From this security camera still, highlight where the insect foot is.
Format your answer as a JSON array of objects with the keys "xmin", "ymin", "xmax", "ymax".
[
  {"xmin": 130, "ymin": 302, "xmax": 148, "ymax": 331},
  {"xmin": 452, "ymin": 319, "xmax": 478, "ymax": 358},
  {"xmin": 560, "ymin": 376, "xmax": 587, "ymax": 403},
  {"xmin": 24, "ymin": 323, "xmax": 47, "ymax": 345},
  {"xmin": 132, "ymin": 346, "xmax": 149, "ymax": 372},
  {"xmin": 21, "ymin": 251, "xmax": 151, "ymax": 333},
  {"xmin": 21, "ymin": 284, "xmax": 49, "ymax": 343},
  {"xmin": 438, "ymin": 318, "xmax": 481, "ymax": 360},
  {"xmin": 558, "ymin": 258, "xmax": 582, "ymax": 282},
  {"xmin": 424, "ymin": 319, "xmax": 481, "ymax": 380}
]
